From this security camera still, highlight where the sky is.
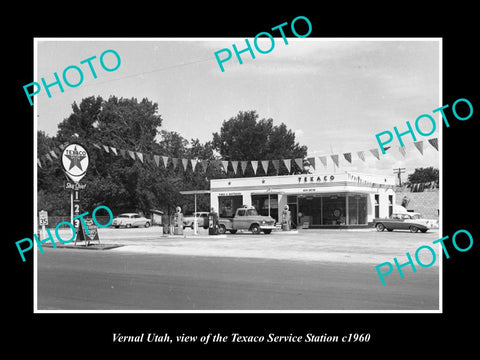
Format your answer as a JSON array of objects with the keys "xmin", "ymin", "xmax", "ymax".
[{"xmin": 35, "ymin": 38, "xmax": 441, "ymax": 180}]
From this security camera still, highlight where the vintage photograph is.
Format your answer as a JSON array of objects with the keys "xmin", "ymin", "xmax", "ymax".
[{"xmin": 34, "ymin": 38, "xmax": 441, "ymax": 312}]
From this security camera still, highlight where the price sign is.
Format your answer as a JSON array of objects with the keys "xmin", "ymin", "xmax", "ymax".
[{"xmin": 73, "ymin": 189, "xmax": 80, "ymax": 202}]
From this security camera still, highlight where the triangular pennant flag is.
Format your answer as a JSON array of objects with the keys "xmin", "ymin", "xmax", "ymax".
[
  {"xmin": 58, "ymin": 143, "xmax": 66, "ymax": 151},
  {"xmin": 136, "ymin": 152, "xmax": 144, "ymax": 163},
  {"xmin": 37, "ymin": 158, "xmax": 42, "ymax": 168},
  {"xmin": 221, "ymin": 161, "xmax": 229, "ymax": 172},
  {"xmin": 251, "ymin": 160, "xmax": 258, "ymax": 174},
  {"xmin": 240, "ymin": 161, "xmax": 248, "ymax": 174},
  {"xmin": 191, "ymin": 159, "xmax": 198, "ymax": 172},
  {"xmin": 93, "ymin": 143, "xmax": 102, "ymax": 150},
  {"xmin": 283, "ymin": 159, "xmax": 291, "ymax": 173},
  {"xmin": 370, "ymin": 148, "xmax": 380, "ymax": 160},
  {"xmin": 110, "ymin": 147, "xmax": 118, "ymax": 156},
  {"xmin": 182, "ymin": 158, "xmax": 189, "ymax": 171},
  {"xmin": 261, "ymin": 160, "xmax": 270, "ymax": 174},
  {"xmin": 398, "ymin": 146, "xmax": 406, "ymax": 157},
  {"xmin": 272, "ymin": 160, "xmax": 280, "ymax": 173},
  {"xmin": 319, "ymin": 156, "xmax": 327, "ymax": 168},
  {"xmin": 306, "ymin": 157, "xmax": 315, "ymax": 171},
  {"xmin": 119, "ymin": 149, "xmax": 126, "ymax": 158},
  {"xmin": 357, "ymin": 151, "xmax": 365, "ymax": 162},
  {"xmin": 172, "ymin": 158, "xmax": 178, "ymax": 169},
  {"xmin": 331, "ymin": 154, "xmax": 339, "ymax": 167},
  {"xmin": 128, "ymin": 150, "xmax": 135, "ymax": 160},
  {"xmin": 414, "ymin": 141, "xmax": 424, "ymax": 155},
  {"xmin": 102, "ymin": 145, "xmax": 110, "ymax": 153},
  {"xmin": 231, "ymin": 161, "xmax": 238, "ymax": 174},
  {"xmin": 45, "ymin": 153, "xmax": 53, "ymax": 162},
  {"xmin": 49, "ymin": 150, "xmax": 58, "ymax": 159},
  {"xmin": 199, "ymin": 160, "xmax": 208, "ymax": 172},
  {"xmin": 294, "ymin": 158, "xmax": 303, "ymax": 171},
  {"xmin": 428, "ymin": 138, "xmax": 438, "ymax": 151},
  {"xmin": 343, "ymin": 153, "xmax": 352, "ymax": 163},
  {"xmin": 153, "ymin": 155, "xmax": 160, "ymax": 167},
  {"xmin": 162, "ymin": 156, "xmax": 169, "ymax": 168}
]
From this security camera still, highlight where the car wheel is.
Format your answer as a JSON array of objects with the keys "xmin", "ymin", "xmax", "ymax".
[
  {"xmin": 376, "ymin": 223, "xmax": 385, "ymax": 232},
  {"xmin": 114, "ymin": 226, "xmax": 119, "ymax": 229},
  {"xmin": 387, "ymin": 229, "xmax": 393, "ymax": 232},
  {"xmin": 145, "ymin": 222, "xmax": 150, "ymax": 228},
  {"xmin": 229, "ymin": 230, "xmax": 237, "ymax": 234},
  {"xmin": 250, "ymin": 224, "xmax": 260, "ymax": 234},
  {"xmin": 420, "ymin": 229, "xmax": 428, "ymax": 233},
  {"xmin": 126, "ymin": 223, "xmax": 132, "ymax": 228},
  {"xmin": 218, "ymin": 224, "xmax": 226, "ymax": 234},
  {"xmin": 263, "ymin": 229, "xmax": 272, "ymax": 235},
  {"xmin": 410, "ymin": 225, "xmax": 419, "ymax": 233}
]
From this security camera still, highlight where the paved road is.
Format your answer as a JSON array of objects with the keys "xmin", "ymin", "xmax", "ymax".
[{"xmin": 37, "ymin": 245, "xmax": 439, "ymax": 311}]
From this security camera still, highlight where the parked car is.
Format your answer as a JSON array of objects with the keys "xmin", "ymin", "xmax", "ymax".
[
  {"xmin": 182, "ymin": 212, "xmax": 209, "ymax": 229},
  {"xmin": 218, "ymin": 205, "xmax": 276, "ymax": 234},
  {"xmin": 112, "ymin": 213, "xmax": 151, "ymax": 228},
  {"xmin": 373, "ymin": 212, "xmax": 438, "ymax": 233}
]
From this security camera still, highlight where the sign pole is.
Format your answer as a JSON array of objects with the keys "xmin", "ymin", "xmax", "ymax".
[
  {"xmin": 194, "ymin": 194, "xmax": 198, "ymax": 235},
  {"xmin": 70, "ymin": 189, "xmax": 74, "ymax": 225}
]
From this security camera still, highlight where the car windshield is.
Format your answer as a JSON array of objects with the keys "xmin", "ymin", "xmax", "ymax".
[
  {"xmin": 246, "ymin": 209, "xmax": 258, "ymax": 216},
  {"xmin": 411, "ymin": 214, "xmax": 422, "ymax": 219},
  {"xmin": 118, "ymin": 214, "xmax": 130, "ymax": 218}
]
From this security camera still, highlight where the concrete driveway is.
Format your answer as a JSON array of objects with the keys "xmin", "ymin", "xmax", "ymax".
[{"xmin": 50, "ymin": 226, "xmax": 442, "ymax": 265}]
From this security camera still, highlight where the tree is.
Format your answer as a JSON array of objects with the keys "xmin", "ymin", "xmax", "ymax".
[
  {"xmin": 38, "ymin": 96, "xmax": 223, "ymax": 216},
  {"xmin": 212, "ymin": 110, "xmax": 308, "ymax": 176},
  {"xmin": 407, "ymin": 167, "xmax": 439, "ymax": 183}
]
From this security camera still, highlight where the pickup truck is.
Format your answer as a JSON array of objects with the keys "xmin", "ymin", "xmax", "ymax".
[{"xmin": 218, "ymin": 206, "xmax": 276, "ymax": 234}]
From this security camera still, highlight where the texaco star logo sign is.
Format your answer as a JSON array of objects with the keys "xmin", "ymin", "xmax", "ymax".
[{"xmin": 61, "ymin": 144, "xmax": 89, "ymax": 182}]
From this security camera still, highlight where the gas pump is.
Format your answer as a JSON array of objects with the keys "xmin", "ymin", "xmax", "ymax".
[
  {"xmin": 174, "ymin": 206, "xmax": 183, "ymax": 235},
  {"xmin": 208, "ymin": 207, "xmax": 219, "ymax": 235},
  {"xmin": 282, "ymin": 204, "xmax": 291, "ymax": 231}
]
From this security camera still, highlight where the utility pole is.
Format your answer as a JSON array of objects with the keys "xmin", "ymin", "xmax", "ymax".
[{"xmin": 393, "ymin": 168, "xmax": 406, "ymax": 186}]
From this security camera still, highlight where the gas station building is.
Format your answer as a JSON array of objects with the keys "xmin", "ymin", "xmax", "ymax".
[{"xmin": 209, "ymin": 172, "xmax": 396, "ymax": 228}]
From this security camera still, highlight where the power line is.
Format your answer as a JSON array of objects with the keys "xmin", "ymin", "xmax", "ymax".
[{"xmin": 79, "ymin": 57, "xmax": 216, "ymax": 89}]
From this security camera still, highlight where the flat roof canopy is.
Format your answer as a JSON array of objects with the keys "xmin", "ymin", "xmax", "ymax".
[{"xmin": 179, "ymin": 190, "xmax": 211, "ymax": 195}]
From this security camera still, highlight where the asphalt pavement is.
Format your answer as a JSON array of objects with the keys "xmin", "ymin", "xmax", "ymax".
[{"xmin": 36, "ymin": 227, "xmax": 441, "ymax": 311}]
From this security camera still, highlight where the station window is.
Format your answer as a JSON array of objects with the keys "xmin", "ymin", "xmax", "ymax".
[
  {"xmin": 219, "ymin": 196, "xmax": 243, "ymax": 218},
  {"xmin": 251, "ymin": 194, "xmax": 278, "ymax": 221},
  {"xmin": 347, "ymin": 194, "xmax": 367, "ymax": 225}
]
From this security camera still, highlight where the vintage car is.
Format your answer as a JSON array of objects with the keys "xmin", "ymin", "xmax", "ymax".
[
  {"xmin": 182, "ymin": 212, "xmax": 209, "ymax": 229},
  {"xmin": 112, "ymin": 213, "xmax": 151, "ymax": 228},
  {"xmin": 373, "ymin": 212, "xmax": 438, "ymax": 233},
  {"xmin": 218, "ymin": 205, "xmax": 276, "ymax": 234}
]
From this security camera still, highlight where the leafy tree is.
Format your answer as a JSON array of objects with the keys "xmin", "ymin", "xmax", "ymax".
[
  {"xmin": 407, "ymin": 167, "xmax": 439, "ymax": 184},
  {"xmin": 212, "ymin": 110, "xmax": 308, "ymax": 176},
  {"xmin": 37, "ymin": 96, "xmax": 223, "ymax": 217}
]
